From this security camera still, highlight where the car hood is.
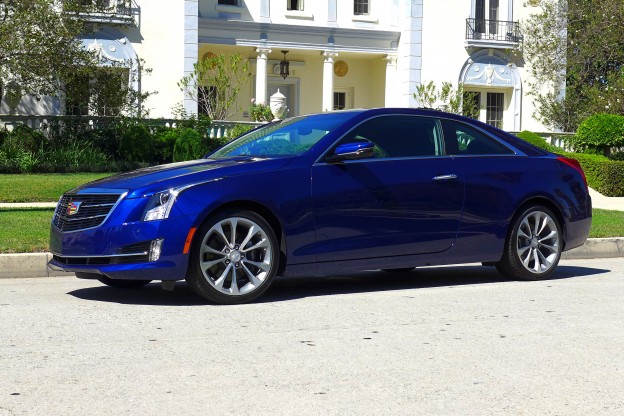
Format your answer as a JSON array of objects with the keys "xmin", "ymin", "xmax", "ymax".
[{"xmin": 69, "ymin": 157, "xmax": 292, "ymax": 198}]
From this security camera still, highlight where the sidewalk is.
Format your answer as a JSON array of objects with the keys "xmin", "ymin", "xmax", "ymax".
[
  {"xmin": 589, "ymin": 188, "xmax": 624, "ymax": 211},
  {"xmin": 0, "ymin": 188, "xmax": 622, "ymax": 278}
]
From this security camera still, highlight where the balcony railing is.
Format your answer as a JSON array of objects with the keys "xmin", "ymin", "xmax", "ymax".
[
  {"xmin": 465, "ymin": 18, "xmax": 523, "ymax": 48},
  {"xmin": 76, "ymin": 0, "xmax": 139, "ymax": 26}
]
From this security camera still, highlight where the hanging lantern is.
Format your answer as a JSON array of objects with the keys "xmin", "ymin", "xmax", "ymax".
[{"xmin": 279, "ymin": 50, "xmax": 290, "ymax": 80}]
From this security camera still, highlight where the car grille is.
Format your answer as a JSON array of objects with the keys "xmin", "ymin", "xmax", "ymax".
[{"xmin": 53, "ymin": 193, "xmax": 123, "ymax": 232}]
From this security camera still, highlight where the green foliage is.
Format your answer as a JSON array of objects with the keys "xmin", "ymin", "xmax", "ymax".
[
  {"xmin": 117, "ymin": 124, "xmax": 156, "ymax": 163},
  {"xmin": 523, "ymin": 0, "xmax": 624, "ymax": 131},
  {"xmin": 413, "ymin": 81, "xmax": 438, "ymax": 109},
  {"xmin": 0, "ymin": 0, "xmax": 100, "ymax": 99},
  {"xmin": 414, "ymin": 81, "xmax": 480, "ymax": 118},
  {"xmin": 515, "ymin": 131, "xmax": 559, "ymax": 152},
  {"xmin": 226, "ymin": 124, "xmax": 255, "ymax": 140},
  {"xmin": 573, "ymin": 114, "xmax": 624, "ymax": 156},
  {"xmin": 154, "ymin": 129, "xmax": 179, "ymax": 163},
  {"xmin": 63, "ymin": 63, "xmax": 154, "ymax": 118},
  {"xmin": 178, "ymin": 53, "xmax": 251, "ymax": 120},
  {"xmin": 173, "ymin": 128, "xmax": 205, "ymax": 162},
  {"xmin": 249, "ymin": 102, "xmax": 273, "ymax": 122}
]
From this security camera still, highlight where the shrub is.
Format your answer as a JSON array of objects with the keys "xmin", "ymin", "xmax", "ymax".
[
  {"xmin": 515, "ymin": 130, "xmax": 559, "ymax": 152},
  {"xmin": 5, "ymin": 125, "xmax": 46, "ymax": 153},
  {"xmin": 117, "ymin": 124, "xmax": 156, "ymax": 163},
  {"xmin": 41, "ymin": 140, "xmax": 112, "ymax": 173},
  {"xmin": 249, "ymin": 102, "xmax": 273, "ymax": 122},
  {"xmin": 573, "ymin": 113, "xmax": 624, "ymax": 156},
  {"xmin": 173, "ymin": 128, "xmax": 205, "ymax": 162},
  {"xmin": 226, "ymin": 124, "xmax": 255, "ymax": 140}
]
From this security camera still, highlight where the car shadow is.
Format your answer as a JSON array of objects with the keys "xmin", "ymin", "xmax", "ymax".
[{"xmin": 66, "ymin": 263, "xmax": 610, "ymax": 306}]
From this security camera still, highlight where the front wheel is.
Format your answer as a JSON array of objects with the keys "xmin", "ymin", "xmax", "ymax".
[
  {"xmin": 186, "ymin": 210, "xmax": 279, "ymax": 304},
  {"xmin": 496, "ymin": 206, "xmax": 562, "ymax": 281}
]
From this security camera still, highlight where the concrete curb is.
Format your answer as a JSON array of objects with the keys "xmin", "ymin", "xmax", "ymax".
[
  {"xmin": 0, "ymin": 238, "xmax": 622, "ymax": 279},
  {"xmin": 0, "ymin": 253, "xmax": 69, "ymax": 279},
  {"xmin": 561, "ymin": 237, "xmax": 624, "ymax": 260}
]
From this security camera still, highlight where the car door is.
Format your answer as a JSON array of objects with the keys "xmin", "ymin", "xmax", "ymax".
[
  {"xmin": 310, "ymin": 114, "xmax": 464, "ymax": 262},
  {"xmin": 440, "ymin": 118, "xmax": 523, "ymax": 243}
]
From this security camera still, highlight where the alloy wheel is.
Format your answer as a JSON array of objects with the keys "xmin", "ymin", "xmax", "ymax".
[
  {"xmin": 514, "ymin": 210, "xmax": 560, "ymax": 275},
  {"xmin": 198, "ymin": 216, "xmax": 273, "ymax": 296}
]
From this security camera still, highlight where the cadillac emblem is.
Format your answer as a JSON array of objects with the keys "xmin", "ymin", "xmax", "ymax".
[{"xmin": 67, "ymin": 201, "xmax": 82, "ymax": 216}]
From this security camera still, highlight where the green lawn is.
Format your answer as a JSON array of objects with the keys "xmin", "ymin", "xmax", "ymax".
[
  {"xmin": 0, "ymin": 208, "xmax": 54, "ymax": 253},
  {"xmin": 0, "ymin": 173, "xmax": 112, "ymax": 202},
  {"xmin": 590, "ymin": 209, "xmax": 624, "ymax": 238},
  {"xmin": 0, "ymin": 207, "xmax": 621, "ymax": 254}
]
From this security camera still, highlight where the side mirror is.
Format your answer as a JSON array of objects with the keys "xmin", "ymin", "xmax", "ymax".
[{"xmin": 326, "ymin": 141, "xmax": 375, "ymax": 163}]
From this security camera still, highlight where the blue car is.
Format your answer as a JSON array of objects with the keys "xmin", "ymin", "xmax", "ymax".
[{"xmin": 48, "ymin": 108, "xmax": 592, "ymax": 304}]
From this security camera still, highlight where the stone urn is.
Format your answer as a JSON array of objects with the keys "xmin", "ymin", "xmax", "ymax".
[{"xmin": 269, "ymin": 89, "xmax": 288, "ymax": 121}]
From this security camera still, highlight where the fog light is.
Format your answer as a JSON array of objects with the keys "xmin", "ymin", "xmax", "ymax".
[{"xmin": 149, "ymin": 239, "xmax": 164, "ymax": 262}]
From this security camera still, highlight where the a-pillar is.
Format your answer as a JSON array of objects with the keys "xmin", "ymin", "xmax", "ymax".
[
  {"xmin": 255, "ymin": 47, "xmax": 272, "ymax": 104},
  {"xmin": 322, "ymin": 51, "xmax": 338, "ymax": 111},
  {"xmin": 384, "ymin": 54, "xmax": 398, "ymax": 107}
]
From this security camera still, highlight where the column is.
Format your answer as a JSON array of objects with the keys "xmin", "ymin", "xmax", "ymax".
[
  {"xmin": 396, "ymin": 0, "xmax": 423, "ymax": 107},
  {"xmin": 322, "ymin": 51, "xmax": 338, "ymax": 111},
  {"xmin": 327, "ymin": 0, "xmax": 337, "ymax": 27},
  {"xmin": 384, "ymin": 55, "xmax": 398, "ymax": 107},
  {"xmin": 255, "ymin": 47, "xmax": 272, "ymax": 104},
  {"xmin": 260, "ymin": 0, "xmax": 271, "ymax": 23},
  {"xmin": 183, "ymin": 0, "xmax": 199, "ymax": 115}
]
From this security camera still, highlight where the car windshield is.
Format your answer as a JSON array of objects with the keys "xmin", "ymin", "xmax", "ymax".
[{"xmin": 210, "ymin": 112, "xmax": 358, "ymax": 158}]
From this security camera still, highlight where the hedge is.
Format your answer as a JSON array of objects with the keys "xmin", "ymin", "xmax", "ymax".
[{"xmin": 515, "ymin": 130, "xmax": 560, "ymax": 152}]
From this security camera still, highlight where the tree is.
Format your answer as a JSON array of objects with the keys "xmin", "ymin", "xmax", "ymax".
[
  {"xmin": 414, "ymin": 81, "xmax": 480, "ymax": 119},
  {"xmin": 178, "ymin": 53, "xmax": 251, "ymax": 120},
  {"xmin": 1, "ymin": 1, "xmax": 154, "ymax": 116},
  {"xmin": 0, "ymin": 0, "xmax": 98, "ymax": 99},
  {"xmin": 523, "ymin": 0, "xmax": 624, "ymax": 131},
  {"xmin": 63, "ymin": 61, "xmax": 154, "ymax": 117}
]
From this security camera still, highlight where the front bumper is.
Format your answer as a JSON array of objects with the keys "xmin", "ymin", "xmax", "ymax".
[{"xmin": 48, "ymin": 210, "xmax": 195, "ymax": 281}]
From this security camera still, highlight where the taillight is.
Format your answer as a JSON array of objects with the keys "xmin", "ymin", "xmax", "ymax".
[{"xmin": 557, "ymin": 156, "xmax": 588, "ymax": 190}]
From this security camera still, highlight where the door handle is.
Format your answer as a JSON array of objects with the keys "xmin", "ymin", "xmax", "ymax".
[{"xmin": 433, "ymin": 174, "xmax": 458, "ymax": 181}]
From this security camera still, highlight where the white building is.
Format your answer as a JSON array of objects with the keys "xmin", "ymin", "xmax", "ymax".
[{"xmin": 1, "ymin": 0, "xmax": 550, "ymax": 132}]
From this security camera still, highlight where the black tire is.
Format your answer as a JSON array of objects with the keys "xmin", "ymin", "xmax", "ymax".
[
  {"xmin": 381, "ymin": 267, "xmax": 416, "ymax": 273},
  {"xmin": 186, "ymin": 210, "xmax": 279, "ymax": 305},
  {"xmin": 75, "ymin": 272, "xmax": 152, "ymax": 288},
  {"xmin": 496, "ymin": 205, "xmax": 562, "ymax": 281}
]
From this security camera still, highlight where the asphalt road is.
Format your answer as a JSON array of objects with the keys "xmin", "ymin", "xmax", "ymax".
[{"xmin": 1, "ymin": 259, "xmax": 623, "ymax": 416}]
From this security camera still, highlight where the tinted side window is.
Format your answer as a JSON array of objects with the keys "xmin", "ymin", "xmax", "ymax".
[
  {"xmin": 335, "ymin": 115, "xmax": 442, "ymax": 158},
  {"xmin": 441, "ymin": 119, "xmax": 514, "ymax": 155}
]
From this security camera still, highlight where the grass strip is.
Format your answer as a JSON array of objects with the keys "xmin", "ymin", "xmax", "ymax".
[
  {"xmin": 0, "ymin": 207, "xmax": 622, "ymax": 254},
  {"xmin": 590, "ymin": 208, "xmax": 624, "ymax": 238},
  {"xmin": 0, "ymin": 173, "xmax": 112, "ymax": 203},
  {"xmin": 0, "ymin": 208, "xmax": 54, "ymax": 253}
]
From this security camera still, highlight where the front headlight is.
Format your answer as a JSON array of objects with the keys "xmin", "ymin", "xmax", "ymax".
[{"xmin": 143, "ymin": 189, "xmax": 181, "ymax": 221}]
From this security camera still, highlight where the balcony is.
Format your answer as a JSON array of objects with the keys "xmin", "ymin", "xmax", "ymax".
[
  {"xmin": 76, "ymin": 0, "xmax": 139, "ymax": 26},
  {"xmin": 465, "ymin": 18, "xmax": 523, "ymax": 50}
]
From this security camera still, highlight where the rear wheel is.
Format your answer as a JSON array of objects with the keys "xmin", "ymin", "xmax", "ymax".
[
  {"xmin": 186, "ymin": 210, "xmax": 279, "ymax": 304},
  {"xmin": 75, "ymin": 272, "xmax": 152, "ymax": 288},
  {"xmin": 496, "ymin": 206, "xmax": 562, "ymax": 281}
]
